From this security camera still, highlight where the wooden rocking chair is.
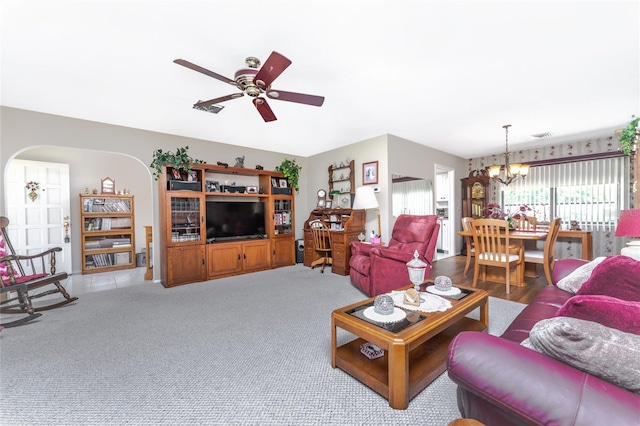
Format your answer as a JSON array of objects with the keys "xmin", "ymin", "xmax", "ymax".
[
  {"xmin": 0, "ymin": 216, "xmax": 77, "ymax": 315},
  {"xmin": 0, "ymin": 279, "xmax": 42, "ymax": 327}
]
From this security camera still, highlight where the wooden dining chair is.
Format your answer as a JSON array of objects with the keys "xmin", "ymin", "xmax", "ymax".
[
  {"xmin": 309, "ymin": 220, "xmax": 332, "ymax": 273},
  {"xmin": 514, "ymin": 216, "xmax": 537, "ymax": 231},
  {"xmin": 524, "ymin": 217, "xmax": 561, "ymax": 284},
  {"xmin": 461, "ymin": 217, "xmax": 475, "ymax": 275},
  {"xmin": 470, "ymin": 218, "xmax": 524, "ymax": 295}
]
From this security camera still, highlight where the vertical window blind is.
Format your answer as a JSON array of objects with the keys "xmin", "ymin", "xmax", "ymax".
[
  {"xmin": 392, "ymin": 179, "xmax": 433, "ymax": 216},
  {"xmin": 501, "ymin": 156, "xmax": 630, "ymax": 231}
]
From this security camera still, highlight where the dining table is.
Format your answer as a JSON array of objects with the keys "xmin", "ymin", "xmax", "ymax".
[{"xmin": 458, "ymin": 228, "xmax": 549, "ymax": 287}]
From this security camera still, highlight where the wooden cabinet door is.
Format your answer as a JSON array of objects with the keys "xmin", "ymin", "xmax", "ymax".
[
  {"xmin": 243, "ymin": 240, "xmax": 271, "ymax": 272},
  {"xmin": 207, "ymin": 243, "xmax": 242, "ymax": 278},
  {"xmin": 166, "ymin": 245, "xmax": 206, "ymax": 286},
  {"xmin": 272, "ymin": 237, "xmax": 294, "ymax": 267}
]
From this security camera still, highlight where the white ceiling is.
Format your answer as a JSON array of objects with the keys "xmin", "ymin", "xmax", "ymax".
[{"xmin": 2, "ymin": 0, "xmax": 639, "ymax": 158}]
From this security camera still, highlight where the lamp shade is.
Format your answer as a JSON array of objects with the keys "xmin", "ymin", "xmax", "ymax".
[
  {"xmin": 352, "ymin": 186, "xmax": 379, "ymax": 210},
  {"xmin": 615, "ymin": 209, "xmax": 640, "ymax": 237}
]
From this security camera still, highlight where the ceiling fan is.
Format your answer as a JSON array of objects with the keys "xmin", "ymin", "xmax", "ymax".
[{"xmin": 174, "ymin": 51, "xmax": 324, "ymax": 122}]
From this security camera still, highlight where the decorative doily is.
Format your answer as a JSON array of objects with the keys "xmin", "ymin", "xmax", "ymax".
[
  {"xmin": 426, "ymin": 285, "xmax": 462, "ymax": 296},
  {"xmin": 362, "ymin": 306, "xmax": 407, "ymax": 323},
  {"xmin": 389, "ymin": 290, "xmax": 452, "ymax": 312}
]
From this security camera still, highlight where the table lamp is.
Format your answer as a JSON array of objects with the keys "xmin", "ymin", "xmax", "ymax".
[
  {"xmin": 352, "ymin": 186, "xmax": 380, "ymax": 239},
  {"xmin": 615, "ymin": 209, "xmax": 640, "ymax": 260}
]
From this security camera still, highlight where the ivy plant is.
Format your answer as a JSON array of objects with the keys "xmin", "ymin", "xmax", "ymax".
[
  {"xmin": 150, "ymin": 146, "xmax": 203, "ymax": 180},
  {"xmin": 275, "ymin": 158, "xmax": 302, "ymax": 192},
  {"xmin": 619, "ymin": 116, "xmax": 639, "ymax": 156}
]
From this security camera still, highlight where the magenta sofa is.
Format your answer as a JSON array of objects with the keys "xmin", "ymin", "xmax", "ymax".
[
  {"xmin": 349, "ymin": 214, "xmax": 439, "ymax": 297},
  {"xmin": 446, "ymin": 257, "xmax": 640, "ymax": 425}
]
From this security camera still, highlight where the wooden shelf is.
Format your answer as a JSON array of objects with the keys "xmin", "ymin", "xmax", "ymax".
[
  {"xmin": 158, "ymin": 163, "xmax": 295, "ymax": 287},
  {"xmin": 79, "ymin": 194, "xmax": 135, "ymax": 274}
]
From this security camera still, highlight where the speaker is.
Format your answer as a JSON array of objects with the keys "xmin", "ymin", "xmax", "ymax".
[{"xmin": 296, "ymin": 239, "xmax": 304, "ymax": 263}]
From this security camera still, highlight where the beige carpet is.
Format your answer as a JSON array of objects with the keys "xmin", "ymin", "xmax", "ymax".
[{"xmin": 0, "ymin": 265, "xmax": 525, "ymax": 425}]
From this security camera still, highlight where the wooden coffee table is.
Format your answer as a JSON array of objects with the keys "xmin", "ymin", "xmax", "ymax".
[{"xmin": 331, "ymin": 285, "xmax": 488, "ymax": 409}]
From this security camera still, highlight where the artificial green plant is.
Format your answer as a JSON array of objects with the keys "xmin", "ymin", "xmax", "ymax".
[
  {"xmin": 619, "ymin": 115, "xmax": 639, "ymax": 156},
  {"xmin": 150, "ymin": 146, "xmax": 203, "ymax": 180},
  {"xmin": 275, "ymin": 158, "xmax": 302, "ymax": 192}
]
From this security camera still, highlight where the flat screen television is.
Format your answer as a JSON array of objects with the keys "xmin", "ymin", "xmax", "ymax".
[{"xmin": 206, "ymin": 201, "xmax": 266, "ymax": 241}]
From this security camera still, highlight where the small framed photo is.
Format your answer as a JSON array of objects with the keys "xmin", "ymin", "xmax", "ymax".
[
  {"xmin": 325, "ymin": 200, "xmax": 332, "ymax": 209},
  {"xmin": 101, "ymin": 177, "xmax": 115, "ymax": 194},
  {"xmin": 206, "ymin": 180, "xmax": 219, "ymax": 192},
  {"xmin": 187, "ymin": 171, "xmax": 197, "ymax": 182},
  {"xmin": 363, "ymin": 161, "xmax": 378, "ymax": 185},
  {"xmin": 279, "ymin": 179, "xmax": 288, "ymax": 188},
  {"xmin": 246, "ymin": 186, "xmax": 258, "ymax": 194},
  {"xmin": 171, "ymin": 168, "xmax": 182, "ymax": 181},
  {"xmin": 271, "ymin": 178, "xmax": 278, "ymax": 187}
]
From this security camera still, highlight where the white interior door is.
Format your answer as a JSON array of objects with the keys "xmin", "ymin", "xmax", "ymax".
[{"xmin": 5, "ymin": 159, "xmax": 72, "ymax": 273}]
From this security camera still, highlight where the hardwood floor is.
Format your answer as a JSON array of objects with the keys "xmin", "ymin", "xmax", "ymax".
[{"xmin": 430, "ymin": 255, "xmax": 548, "ymax": 304}]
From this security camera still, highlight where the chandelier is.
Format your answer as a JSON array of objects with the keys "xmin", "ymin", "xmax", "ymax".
[{"xmin": 487, "ymin": 124, "xmax": 530, "ymax": 186}]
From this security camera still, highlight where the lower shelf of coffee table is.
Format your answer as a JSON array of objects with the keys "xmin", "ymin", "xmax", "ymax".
[{"xmin": 334, "ymin": 317, "xmax": 486, "ymax": 402}]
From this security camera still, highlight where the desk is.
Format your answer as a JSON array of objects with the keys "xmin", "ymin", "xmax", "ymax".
[
  {"xmin": 557, "ymin": 230, "xmax": 592, "ymax": 260},
  {"xmin": 458, "ymin": 230, "xmax": 548, "ymax": 287},
  {"xmin": 303, "ymin": 209, "xmax": 365, "ymax": 276}
]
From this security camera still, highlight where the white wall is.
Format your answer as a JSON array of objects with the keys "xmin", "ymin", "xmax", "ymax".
[
  {"xmin": 307, "ymin": 135, "xmax": 388, "ymax": 237},
  {"xmin": 387, "ymin": 134, "xmax": 467, "ymax": 253},
  {"xmin": 1, "ymin": 106, "xmax": 470, "ymax": 277}
]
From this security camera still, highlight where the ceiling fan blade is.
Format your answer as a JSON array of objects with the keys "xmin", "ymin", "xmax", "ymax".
[
  {"xmin": 174, "ymin": 59, "xmax": 236, "ymax": 85},
  {"xmin": 194, "ymin": 93, "xmax": 244, "ymax": 108},
  {"xmin": 252, "ymin": 98, "xmax": 277, "ymax": 122},
  {"xmin": 266, "ymin": 89, "xmax": 325, "ymax": 107},
  {"xmin": 253, "ymin": 51, "xmax": 291, "ymax": 90}
]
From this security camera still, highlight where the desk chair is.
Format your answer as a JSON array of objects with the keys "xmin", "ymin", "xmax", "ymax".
[
  {"xmin": 309, "ymin": 220, "xmax": 332, "ymax": 273},
  {"xmin": 461, "ymin": 217, "xmax": 475, "ymax": 276},
  {"xmin": 524, "ymin": 217, "xmax": 561, "ymax": 284},
  {"xmin": 471, "ymin": 218, "xmax": 524, "ymax": 295}
]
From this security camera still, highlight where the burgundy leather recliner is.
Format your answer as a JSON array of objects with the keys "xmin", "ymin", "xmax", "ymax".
[{"xmin": 349, "ymin": 214, "xmax": 439, "ymax": 297}]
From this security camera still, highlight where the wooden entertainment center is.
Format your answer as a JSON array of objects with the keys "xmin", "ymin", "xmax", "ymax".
[{"xmin": 158, "ymin": 163, "xmax": 295, "ymax": 287}]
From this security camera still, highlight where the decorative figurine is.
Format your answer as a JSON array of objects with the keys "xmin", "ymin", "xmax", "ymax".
[
  {"xmin": 217, "ymin": 161, "xmax": 229, "ymax": 168},
  {"xmin": 255, "ymin": 165, "xmax": 264, "ymax": 170},
  {"xmin": 235, "ymin": 156, "xmax": 245, "ymax": 168}
]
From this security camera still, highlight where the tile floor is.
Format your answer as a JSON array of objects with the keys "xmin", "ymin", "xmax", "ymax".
[{"xmin": 60, "ymin": 267, "xmax": 148, "ymax": 296}]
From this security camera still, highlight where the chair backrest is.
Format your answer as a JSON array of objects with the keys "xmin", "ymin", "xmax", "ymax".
[
  {"xmin": 310, "ymin": 220, "xmax": 331, "ymax": 252},
  {"xmin": 387, "ymin": 215, "xmax": 438, "ymax": 258},
  {"xmin": 461, "ymin": 217, "xmax": 473, "ymax": 246},
  {"xmin": 514, "ymin": 216, "xmax": 537, "ymax": 231},
  {"xmin": 471, "ymin": 218, "xmax": 513, "ymax": 265},
  {"xmin": 544, "ymin": 217, "xmax": 561, "ymax": 260},
  {"xmin": 0, "ymin": 216, "xmax": 24, "ymax": 280}
]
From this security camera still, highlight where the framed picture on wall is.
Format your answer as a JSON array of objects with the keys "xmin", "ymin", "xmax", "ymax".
[{"xmin": 363, "ymin": 161, "xmax": 378, "ymax": 185}]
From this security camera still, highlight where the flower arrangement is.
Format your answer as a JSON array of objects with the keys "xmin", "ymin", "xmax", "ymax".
[
  {"xmin": 485, "ymin": 203, "xmax": 532, "ymax": 228},
  {"xmin": 25, "ymin": 181, "xmax": 43, "ymax": 202},
  {"xmin": 25, "ymin": 181, "xmax": 40, "ymax": 191}
]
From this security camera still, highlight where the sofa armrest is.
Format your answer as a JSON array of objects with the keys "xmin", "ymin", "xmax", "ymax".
[
  {"xmin": 447, "ymin": 332, "xmax": 640, "ymax": 426},
  {"xmin": 551, "ymin": 258, "xmax": 589, "ymax": 284}
]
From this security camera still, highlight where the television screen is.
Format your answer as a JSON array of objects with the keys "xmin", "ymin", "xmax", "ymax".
[{"xmin": 206, "ymin": 201, "xmax": 266, "ymax": 241}]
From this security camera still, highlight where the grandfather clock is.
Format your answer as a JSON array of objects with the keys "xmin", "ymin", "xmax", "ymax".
[{"xmin": 461, "ymin": 169, "xmax": 490, "ymax": 219}]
